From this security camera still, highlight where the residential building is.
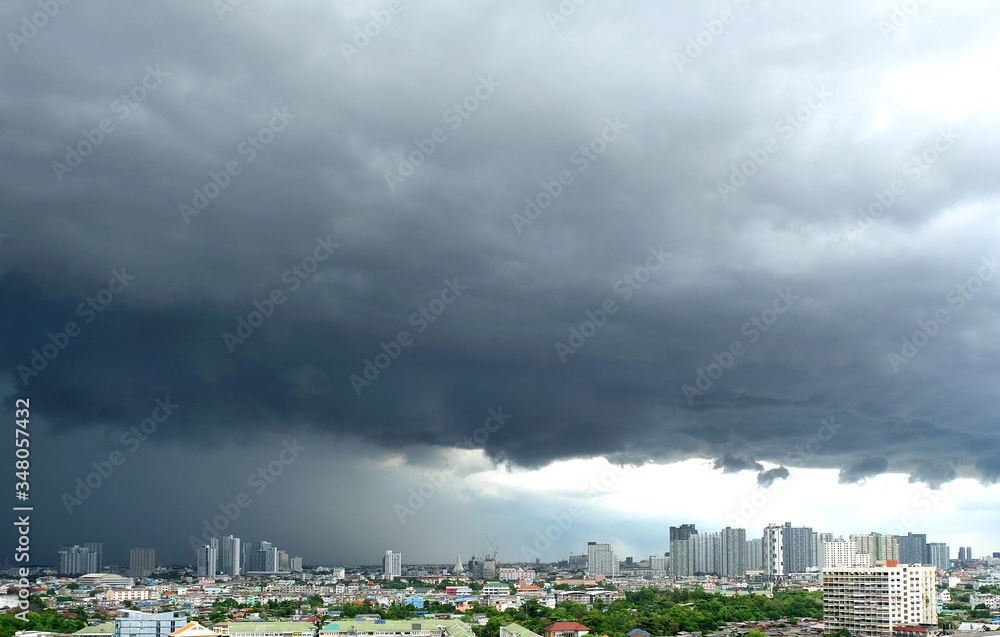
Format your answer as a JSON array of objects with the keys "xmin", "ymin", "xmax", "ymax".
[
  {"xmin": 721, "ymin": 527, "xmax": 746, "ymax": 577},
  {"xmin": 783, "ymin": 522, "xmax": 815, "ymax": 573},
  {"xmin": 825, "ymin": 539, "xmax": 872, "ymax": 567},
  {"xmin": 815, "ymin": 532, "xmax": 833, "ymax": 567},
  {"xmin": 763, "ymin": 523, "xmax": 784, "ymax": 581},
  {"xmin": 107, "ymin": 589, "xmax": 151, "ymax": 602},
  {"xmin": 927, "ymin": 543, "xmax": 950, "ymax": 573},
  {"xmin": 852, "ymin": 533, "xmax": 900, "ymax": 562},
  {"xmin": 196, "ymin": 544, "xmax": 217, "ymax": 577},
  {"xmin": 586, "ymin": 542, "xmax": 617, "ymax": 577},
  {"xmin": 130, "ymin": 548, "xmax": 156, "ymax": 579},
  {"xmin": 59, "ymin": 544, "xmax": 101, "ymax": 575},
  {"xmin": 822, "ymin": 562, "xmax": 937, "ymax": 637},
  {"xmin": 692, "ymin": 532, "xmax": 721, "ymax": 574},
  {"xmin": 215, "ymin": 536, "xmax": 241, "ymax": 577},
  {"xmin": 384, "ymin": 550, "xmax": 402, "ymax": 579},
  {"xmin": 669, "ymin": 525, "xmax": 697, "ymax": 577},
  {"xmin": 895, "ymin": 533, "xmax": 929, "ymax": 565},
  {"xmin": 543, "ymin": 623, "xmax": 589, "ymax": 637},
  {"xmin": 745, "ymin": 538, "xmax": 763, "ymax": 570},
  {"xmin": 115, "ymin": 610, "xmax": 188, "ymax": 637}
]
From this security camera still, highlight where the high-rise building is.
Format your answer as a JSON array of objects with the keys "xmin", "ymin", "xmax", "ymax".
[
  {"xmin": 824, "ymin": 539, "xmax": 871, "ymax": 567},
  {"xmin": 115, "ymin": 610, "xmax": 187, "ymax": 637},
  {"xmin": 763, "ymin": 524, "xmax": 784, "ymax": 581},
  {"xmin": 721, "ymin": 527, "xmax": 746, "ymax": 577},
  {"xmin": 59, "ymin": 544, "xmax": 101, "ymax": 575},
  {"xmin": 745, "ymin": 538, "xmax": 763, "ymax": 570},
  {"xmin": 815, "ymin": 533, "xmax": 833, "ymax": 567},
  {"xmin": 822, "ymin": 562, "xmax": 937, "ymax": 637},
  {"xmin": 927, "ymin": 543, "xmax": 950, "ymax": 573},
  {"xmin": 783, "ymin": 522, "xmax": 815, "ymax": 573},
  {"xmin": 692, "ymin": 531, "xmax": 721, "ymax": 574},
  {"xmin": 669, "ymin": 525, "xmax": 697, "ymax": 577},
  {"xmin": 244, "ymin": 541, "xmax": 281, "ymax": 573},
  {"xmin": 568, "ymin": 554, "xmax": 588, "ymax": 571},
  {"xmin": 966, "ymin": 546, "xmax": 973, "ymax": 560},
  {"xmin": 587, "ymin": 542, "xmax": 617, "ymax": 577},
  {"xmin": 215, "ymin": 535, "xmax": 241, "ymax": 576},
  {"xmin": 851, "ymin": 533, "xmax": 899, "ymax": 562},
  {"xmin": 129, "ymin": 548, "xmax": 156, "ymax": 579},
  {"xmin": 383, "ymin": 550, "xmax": 401, "ymax": 579},
  {"xmin": 196, "ymin": 544, "xmax": 217, "ymax": 577},
  {"xmin": 895, "ymin": 533, "xmax": 928, "ymax": 565},
  {"xmin": 290, "ymin": 557, "xmax": 303, "ymax": 573},
  {"xmin": 958, "ymin": 547, "xmax": 966, "ymax": 561},
  {"xmin": 84, "ymin": 541, "xmax": 103, "ymax": 572}
]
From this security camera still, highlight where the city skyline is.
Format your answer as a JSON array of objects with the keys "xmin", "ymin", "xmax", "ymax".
[{"xmin": 3, "ymin": 1, "xmax": 1000, "ymax": 568}]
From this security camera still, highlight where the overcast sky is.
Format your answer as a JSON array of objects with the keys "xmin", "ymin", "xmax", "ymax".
[{"xmin": 2, "ymin": 0, "xmax": 1000, "ymax": 568}]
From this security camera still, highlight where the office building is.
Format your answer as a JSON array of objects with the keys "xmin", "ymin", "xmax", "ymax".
[
  {"xmin": 927, "ymin": 543, "xmax": 950, "ymax": 573},
  {"xmin": 384, "ymin": 550, "xmax": 402, "ymax": 579},
  {"xmin": 129, "ymin": 548, "xmax": 156, "ymax": 579},
  {"xmin": 822, "ymin": 562, "xmax": 937, "ymax": 637},
  {"xmin": 720, "ymin": 527, "xmax": 746, "ymax": 577},
  {"xmin": 115, "ymin": 610, "xmax": 188, "ymax": 637},
  {"xmin": 587, "ymin": 542, "xmax": 618, "ymax": 577}
]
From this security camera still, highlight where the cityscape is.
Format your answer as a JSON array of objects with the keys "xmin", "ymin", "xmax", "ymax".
[
  {"xmin": 3, "ymin": 3, "xmax": 1000, "ymax": 637},
  {"xmin": 1, "ymin": 526, "xmax": 998, "ymax": 637}
]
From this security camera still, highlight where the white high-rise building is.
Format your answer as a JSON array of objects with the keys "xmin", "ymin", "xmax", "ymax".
[
  {"xmin": 587, "ymin": 542, "xmax": 618, "ymax": 577},
  {"xmin": 763, "ymin": 523, "xmax": 784, "ymax": 580},
  {"xmin": 196, "ymin": 544, "xmax": 217, "ymax": 577},
  {"xmin": 823, "ymin": 562, "xmax": 937, "ymax": 637},
  {"xmin": 825, "ymin": 539, "xmax": 872, "ymax": 567},
  {"xmin": 384, "ymin": 550, "xmax": 402, "ymax": 579}
]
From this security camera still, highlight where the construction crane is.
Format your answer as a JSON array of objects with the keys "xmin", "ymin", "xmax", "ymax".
[{"xmin": 484, "ymin": 534, "xmax": 499, "ymax": 561}]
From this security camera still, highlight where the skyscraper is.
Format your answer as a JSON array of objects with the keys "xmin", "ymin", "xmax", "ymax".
[
  {"xmin": 129, "ymin": 548, "xmax": 156, "ymax": 578},
  {"xmin": 851, "ymin": 533, "xmax": 899, "ymax": 562},
  {"xmin": 587, "ymin": 542, "xmax": 617, "ymax": 577},
  {"xmin": 958, "ymin": 547, "xmax": 966, "ymax": 561},
  {"xmin": 84, "ymin": 541, "xmax": 103, "ymax": 572},
  {"xmin": 721, "ymin": 527, "xmax": 746, "ymax": 577},
  {"xmin": 966, "ymin": 546, "xmax": 973, "ymax": 560},
  {"xmin": 927, "ymin": 543, "xmax": 950, "ymax": 573},
  {"xmin": 763, "ymin": 524, "xmax": 784, "ymax": 581},
  {"xmin": 216, "ymin": 535, "xmax": 241, "ymax": 576},
  {"xmin": 669, "ymin": 524, "xmax": 697, "ymax": 577},
  {"xmin": 59, "ymin": 544, "xmax": 101, "ymax": 575},
  {"xmin": 783, "ymin": 522, "xmax": 815, "ymax": 573},
  {"xmin": 745, "ymin": 538, "xmax": 763, "ymax": 570},
  {"xmin": 196, "ymin": 543, "xmax": 217, "ymax": 577},
  {"xmin": 692, "ymin": 531, "xmax": 720, "ymax": 574},
  {"xmin": 895, "ymin": 533, "xmax": 928, "ymax": 565},
  {"xmin": 383, "ymin": 549, "xmax": 401, "ymax": 579}
]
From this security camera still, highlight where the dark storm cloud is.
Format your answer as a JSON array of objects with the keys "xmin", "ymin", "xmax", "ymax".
[
  {"xmin": 3, "ymin": 0, "xmax": 1000, "ymax": 559},
  {"xmin": 757, "ymin": 467, "xmax": 790, "ymax": 488}
]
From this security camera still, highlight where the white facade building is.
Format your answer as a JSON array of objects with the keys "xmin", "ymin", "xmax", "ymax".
[{"xmin": 822, "ymin": 562, "xmax": 937, "ymax": 637}]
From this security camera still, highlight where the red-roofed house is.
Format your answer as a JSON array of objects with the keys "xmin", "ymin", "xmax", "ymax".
[{"xmin": 544, "ymin": 623, "xmax": 589, "ymax": 637}]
